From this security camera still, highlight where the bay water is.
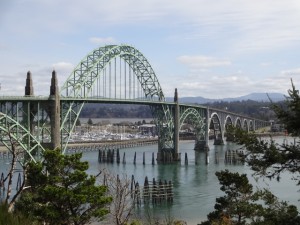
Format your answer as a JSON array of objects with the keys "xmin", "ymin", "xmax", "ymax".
[{"xmin": 1, "ymin": 137, "xmax": 299, "ymax": 224}]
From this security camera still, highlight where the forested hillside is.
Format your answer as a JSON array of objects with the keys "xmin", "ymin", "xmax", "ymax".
[
  {"xmin": 80, "ymin": 101, "xmax": 279, "ymax": 121},
  {"xmin": 80, "ymin": 104, "xmax": 152, "ymax": 118},
  {"xmin": 204, "ymin": 100, "xmax": 277, "ymax": 120}
]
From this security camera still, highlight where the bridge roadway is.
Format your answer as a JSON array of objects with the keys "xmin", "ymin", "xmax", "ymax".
[{"xmin": 0, "ymin": 44, "xmax": 269, "ymax": 163}]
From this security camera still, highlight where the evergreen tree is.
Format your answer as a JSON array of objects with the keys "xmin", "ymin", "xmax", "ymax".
[
  {"xmin": 234, "ymin": 81, "xmax": 300, "ymax": 184},
  {"xmin": 200, "ymin": 170, "xmax": 300, "ymax": 225},
  {"xmin": 0, "ymin": 202, "xmax": 38, "ymax": 225},
  {"xmin": 15, "ymin": 149, "xmax": 112, "ymax": 225},
  {"xmin": 87, "ymin": 118, "xmax": 93, "ymax": 125}
]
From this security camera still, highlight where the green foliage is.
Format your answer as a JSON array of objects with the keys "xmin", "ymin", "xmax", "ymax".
[
  {"xmin": 204, "ymin": 170, "xmax": 261, "ymax": 225},
  {"xmin": 15, "ymin": 149, "xmax": 112, "ymax": 225},
  {"xmin": 232, "ymin": 82, "xmax": 300, "ymax": 184},
  {"xmin": 87, "ymin": 117, "xmax": 93, "ymax": 125},
  {"xmin": 272, "ymin": 80, "xmax": 300, "ymax": 136},
  {"xmin": 75, "ymin": 118, "xmax": 81, "ymax": 126},
  {"xmin": 205, "ymin": 100, "xmax": 276, "ymax": 121},
  {"xmin": 80, "ymin": 104, "xmax": 152, "ymax": 118},
  {"xmin": 200, "ymin": 170, "xmax": 300, "ymax": 225},
  {"xmin": 0, "ymin": 202, "xmax": 38, "ymax": 225}
]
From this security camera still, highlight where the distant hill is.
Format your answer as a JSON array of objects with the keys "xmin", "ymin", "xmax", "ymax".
[
  {"xmin": 166, "ymin": 92, "xmax": 285, "ymax": 104},
  {"xmin": 80, "ymin": 93, "xmax": 285, "ymax": 120}
]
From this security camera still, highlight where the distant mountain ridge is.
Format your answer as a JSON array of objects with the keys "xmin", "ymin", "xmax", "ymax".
[{"xmin": 166, "ymin": 92, "xmax": 285, "ymax": 104}]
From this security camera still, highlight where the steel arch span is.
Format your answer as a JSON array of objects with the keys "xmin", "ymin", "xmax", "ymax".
[
  {"xmin": 0, "ymin": 112, "xmax": 45, "ymax": 163},
  {"xmin": 209, "ymin": 112, "xmax": 224, "ymax": 145},
  {"xmin": 179, "ymin": 108, "xmax": 206, "ymax": 143},
  {"xmin": 59, "ymin": 44, "xmax": 173, "ymax": 153}
]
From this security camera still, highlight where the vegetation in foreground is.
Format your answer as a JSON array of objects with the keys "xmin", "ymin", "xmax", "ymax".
[
  {"xmin": 200, "ymin": 80, "xmax": 300, "ymax": 224},
  {"xmin": 199, "ymin": 170, "xmax": 300, "ymax": 225},
  {"xmin": 0, "ymin": 202, "xmax": 38, "ymax": 225},
  {"xmin": 14, "ymin": 149, "xmax": 112, "ymax": 225}
]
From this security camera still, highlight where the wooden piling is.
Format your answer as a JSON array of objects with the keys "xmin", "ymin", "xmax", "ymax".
[
  {"xmin": 16, "ymin": 173, "xmax": 21, "ymax": 191},
  {"xmin": 98, "ymin": 149, "xmax": 102, "ymax": 163},
  {"xmin": 185, "ymin": 152, "xmax": 188, "ymax": 165},
  {"xmin": 123, "ymin": 152, "xmax": 126, "ymax": 164},
  {"xmin": 133, "ymin": 152, "xmax": 136, "ymax": 165},
  {"xmin": 116, "ymin": 149, "xmax": 120, "ymax": 164},
  {"xmin": 0, "ymin": 172, "xmax": 4, "ymax": 189},
  {"xmin": 152, "ymin": 178, "xmax": 157, "ymax": 204},
  {"xmin": 135, "ymin": 182, "xmax": 141, "ymax": 206},
  {"xmin": 143, "ymin": 176, "xmax": 150, "ymax": 203},
  {"xmin": 152, "ymin": 152, "xmax": 155, "ymax": 165},
  {"xmin": 143, "ymin": 152, "xmax": 145, "ymax": 165}
]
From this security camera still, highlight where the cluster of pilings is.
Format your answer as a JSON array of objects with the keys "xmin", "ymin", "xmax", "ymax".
[
  {"xmin": 0, "ymin": 173, "xmax": 4, "ymax": 190},
  {"xmin": 157, "ymin": 151, "xmax": 181, "ymax": 163},
  {"xmin": 0, "ymin": 151, "xmax": 22, "ymax": 159},
  {"xmin": 0, "ymin": 172, "xmax": 22, "ymax": 192},
  {"xmin": 130, "ymin": 176, "xmax": 174, "ymax": 206},
  {"xmin": 224, "ymin": 150, "xmax": 244, "ymax": 164},
  {"xmin": 98, "ymin": 149, "xmax": 157, "ymax": 165}
]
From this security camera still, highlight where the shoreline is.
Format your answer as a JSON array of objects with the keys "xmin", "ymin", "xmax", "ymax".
[{"xmin": 0, "ymin": 134, "xmax": 291, "ymax": 154}]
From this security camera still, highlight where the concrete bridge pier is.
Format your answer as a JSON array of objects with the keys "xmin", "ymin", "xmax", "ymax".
[
  {"xmin": 157, "ymin": 88, "xmax": 181, "ymax": 163},
  {"xmin": 214, "ymin": 134, "xmax": 224, "ymax": 145},
  {"xmin": 194, "ymin": 106, "xmax": 210, "ymax": 151},
  {"xmin": 48, "ymin": 70, "xmax": 61, "ymax": 150},
  {"xmin": 24, "ymin": 71, "xmax": 37, "ymax": 149}
]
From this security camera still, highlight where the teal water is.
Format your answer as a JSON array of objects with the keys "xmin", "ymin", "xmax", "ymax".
[
  {"xmin": 81, "ymin": 138, "xmax": 300, "ymax": 224},
  {"xmin": 1, "ymin": 137, "xmax": 299, "ymax": 224}
]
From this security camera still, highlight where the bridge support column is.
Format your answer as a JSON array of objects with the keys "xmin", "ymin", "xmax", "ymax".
[
  {"xmin": 173, "ymin": 88, "xmax": 180, "ymax": 161},
  {"xmin": 214, "ymin": 138, "xmax": 224, "ymax": 145},
  {"xmin": 49, "ymin": 70, "xmax": 61, "ymax": 150},
  {"xmin": 194, "ymin": 106, "xmax": 210, "ymax": 151},
  {"xmin": 157, "ymin": 88, "xmax": 180, "ymax": 163},
  {"xmin": 24, "ymin": 71, "xmax": 36, "ymax": 151}
]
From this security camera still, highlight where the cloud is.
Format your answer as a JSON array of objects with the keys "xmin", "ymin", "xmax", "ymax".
[
  {"xmin": 3, "ymin": 0, "xmax": 300, "ymax": 53},
  {"xmin": 160, "ymin": 67, "xmax": 296, "ymax": 99},
  {"xmin": 52, "ymin": 62, "xmax": 74, "ymax": 74},
  {"xmin": 89, "ymin": 37, "xmax": 117, "ymax": 45},
  {"xmin": 260, "ymin": 62, "xmax": 272, "ymax": 67},
  {"xmin": 281, "ymin": 68, "xmax": 300, "ymax": 77},
  {"xmin": 177, "ymin": 55, "xmax": 231, "ymax": 69}
]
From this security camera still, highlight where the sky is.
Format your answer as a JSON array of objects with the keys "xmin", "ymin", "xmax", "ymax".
[{"xmin": 1, "ymin": 0, "xmax": 300, "ymax": 99}]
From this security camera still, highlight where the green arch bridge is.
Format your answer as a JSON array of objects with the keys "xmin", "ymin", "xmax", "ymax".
[{"xmin": 0, "ymin": 45, "xmax": 269, "ymax": 163}]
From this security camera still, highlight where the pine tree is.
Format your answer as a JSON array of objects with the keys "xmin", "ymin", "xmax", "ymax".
[
  {"xmin": 15, "ymin": 149, "xmax": 112, "ymax": 225},
  {"xmin": 234, "ymin": 81, "xmax": 300, "ymax": 184}
]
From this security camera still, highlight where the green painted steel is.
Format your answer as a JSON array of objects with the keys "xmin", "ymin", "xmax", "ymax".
[
  {"xmin": 60, "ymin": 44, "xmax": 174, "ymax": 153},
  {"xmin": 0, "ymin": 112, "xmax": 45, "ymax": 163},
  {"xmin": 180, "ymin": 107, "xmax": 206, "ymax": 143},
  {"xmin": 0, "ymin": 45, "xmax": 271, "ymax": 157}
]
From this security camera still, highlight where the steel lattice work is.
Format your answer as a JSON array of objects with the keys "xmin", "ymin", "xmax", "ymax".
[
  {"xmin": 179, "ymin": 107, "xmax": 206, "ymax": 143},
  {"xmin": 0, "ymin": 112, "xmax": 45, "ymax": 163},
  {"xmin": 60, "ymin": 44, "xmax": 174, "ymax": 153},
  {"xmin": 0, "ymin": 44, "xmax": 271, "ymax": 162}
]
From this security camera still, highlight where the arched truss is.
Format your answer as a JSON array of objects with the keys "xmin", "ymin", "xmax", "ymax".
[
  {"xmin": 224, "ymin": 115, "xmax": 233, "ymax": 134},
  {"xmin": 225, "ymin": 115, "xmax": 233, "ymax": 129},
  {"xmin": 0, "ymin": 112, "xmax": 45, "ymax": 163},
  {"xmin": 249, "ymin": 120, "xmax": 254, "ymax": 131},
  {"xmin": 60, "ymin": 44, "xmax": 173, "ymax": 153},
  {"xmin": 235, "ymin": 118, "xmax": 242, "ymax": 129},
  {"xmin": 209, "ymin": 113, "xmax": 222, "ymax": 140},
  {"xmin": 179, "ymin": 108, "xmax": 206, "ymax": 142},
  {"xmin": 243, "ymin": 120, "xmax": 249, "ymax": 131}
]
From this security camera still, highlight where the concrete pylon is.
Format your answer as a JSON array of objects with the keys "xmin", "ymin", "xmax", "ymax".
[
  {"xmin": 49, "ymin": 70, "xmax": 61, "ymax": 150},
  {"xmin": 24, "ymin": 71, "xmax": 35, "ymax": 144},
  {"xmin": 25, "ymin": 71, "xmax": 34, "ymax": 96},
  {"xmin": 173, "ymin": 88, "xmax": 180, "ymax": 161}
]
